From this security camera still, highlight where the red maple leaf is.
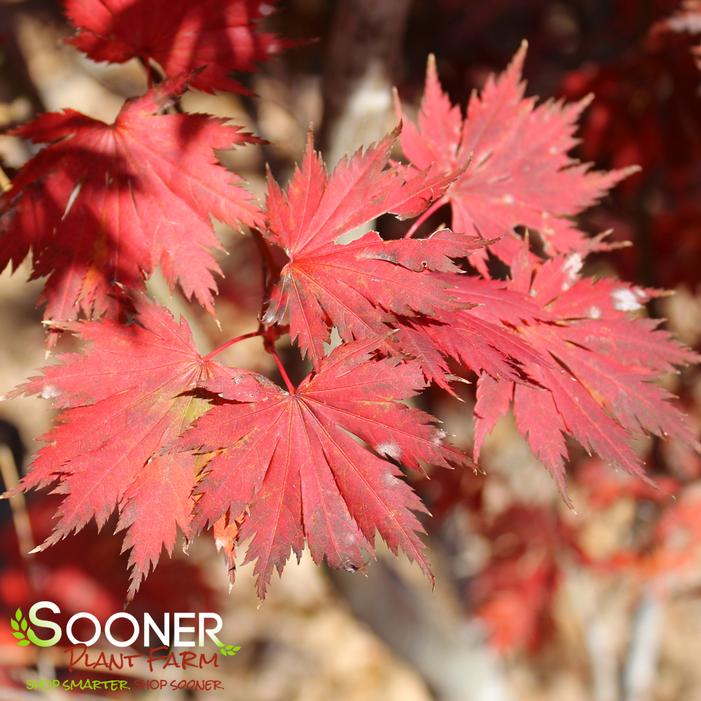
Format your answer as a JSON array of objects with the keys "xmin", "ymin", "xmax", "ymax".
[
  {"xmin": 399, "ymin": 274, "xmax": 549, "ymax": 393},
  {"xmin": 0, "ymin": 74, "xmax": 260, "ymax": 325},
  {"xmin": 10, "ymin": 302, "xmax": 268, "ymax": 596},
  {"xmin": 182, "ymin": 338, "xmax": 468, "ymax": 597},
  {"xmin": 64, "ymin": 0, "xmax": 289, "ymax": 93},
  {"xmin": 397, "ymin": 45, "xmax": 637, "ymax": 274},
  {"xmin": 3, "ymin": 13, "xmax": 698, "ymax": 610},
  {"xmin": 472, "ymin": 245, "xmax": 699, "ymax": 495},
  {"xmin": 261, "ymin": 131, "xmax": 481, "ymax": 367},
  {"xmin": 471, "ymin": 505, "xmax": 582, "ymax": 652}
]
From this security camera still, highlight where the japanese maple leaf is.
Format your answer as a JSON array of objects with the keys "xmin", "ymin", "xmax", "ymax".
[
  {"xmin": 397, "ymin": 45, "xmax": 637, "ymax": 274},
  {"xmin": 397, "ymin": 274, "xmax": 549, "ymax": 393},
  {"xmin": 182, "ymin": 338, "xmax": 468, "ymax": 597},
  {"xmin": 415, "ymin": 236, "xmax": 645, "ymax": 394},
  {"xmin": 8, "ymin": 303, "xmax": 267, "ymax": 596},
  {"xmin": 471, "ymin": 505, "xmax": 581, "ymax": 652},
  {"xmin": 64, "ymin": 0, "xmax": 289, "ymax": 93},
  {"xmin": 472, "ymin": 248, "xmax": 700, "ymax": 495},
  {"xmin": 0, "ymin": 74, "xmax": 260, "ymax": 325},
  {"xmin": 261, "ymin": 130, "xmax": 481, "ymax": 367}
]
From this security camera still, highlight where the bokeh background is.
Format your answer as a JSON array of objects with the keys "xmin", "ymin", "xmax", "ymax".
[{"xmin": 0, "ymin": 1, "xmax": 700, "ymax": 699}]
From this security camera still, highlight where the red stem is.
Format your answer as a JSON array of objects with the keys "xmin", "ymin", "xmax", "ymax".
[
  {"xmin": 403, "ymin": 196, "xmax": 448, "ymax": 239},
  {"xmin": 203, "ymin": 227, "xmax": 294, "ymax": 392},
  {"xmin": 266, "ymin": 341, "xmax": 296, "ymax": 393},
  {"xmin": 203, "ymin": 331, "xmax": 262, "ymax": 360}
]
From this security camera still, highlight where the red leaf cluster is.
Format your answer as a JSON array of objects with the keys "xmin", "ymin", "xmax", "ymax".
[{"xmin": 1, "ymin": 6, "xmax": 697, "ymax": 600}]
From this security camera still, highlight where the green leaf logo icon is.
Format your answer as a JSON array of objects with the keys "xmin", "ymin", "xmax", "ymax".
[
  {"xmin": 216, "ymin": 642, "xmax": 241, "ymax": 657},
  {"xmin": 10, "ymin": 609, "xmax": 32, "ymax": 647}
]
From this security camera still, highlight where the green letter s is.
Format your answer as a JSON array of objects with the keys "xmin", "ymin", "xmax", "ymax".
[{"xmin": 27, "ymin": 601, "xmax": 62, "ymax": 647}]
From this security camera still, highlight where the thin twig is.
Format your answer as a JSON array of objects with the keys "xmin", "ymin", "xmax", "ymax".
[
  {"xmin": 0, "ymin": 445, "xmax": 57, "ymax": 686},
  {"xmin": 0, "ymin": 446, "xmax": 33, "ymax": 559}
]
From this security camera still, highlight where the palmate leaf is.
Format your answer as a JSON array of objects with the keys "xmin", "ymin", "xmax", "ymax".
[
  {"xmin": 471, "ymin": 245, "xmax": 700, "ymax": 495},
  {"xmin": 397, "ymin": 45, "xmax": 637, "ymax": 274},
  {"xmin": 10, "ymin": 303, "xmax": 269, "ymax": 597},
  {"xmin": 182, "ymin": 338, "xmax": 469, "ymax": 597},
  {"xmin": 261, "ymin": 130, "xmax": 483, "ymax": 367},
  {"xmin": 4, "ymin": 36, "xmax": 699, "ymax": 606},
  {"xmin": 0, "ymin": 74, "xmax": 260, "ymax": 325},
  {"xmin": 64, "ymin": 0, "xmax": 291, "ymax": 94},
  {"xmin": 12, "ymin": 310, "xmax": 468, "ymax": 599}
]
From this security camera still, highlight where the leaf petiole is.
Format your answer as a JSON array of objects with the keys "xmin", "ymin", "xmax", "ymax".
[
  {"xmin": 265, "ymin": 341, "xmax": 296, "ymax": 393},
  {"xmin": 203, "ymin": 331, "xmax": 263, "ymax": 361}
]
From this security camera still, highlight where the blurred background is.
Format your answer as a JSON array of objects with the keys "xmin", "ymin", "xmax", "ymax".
[{"xmin": 0, "ymin": 1, "xmax": 700, "ymax": 699}]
